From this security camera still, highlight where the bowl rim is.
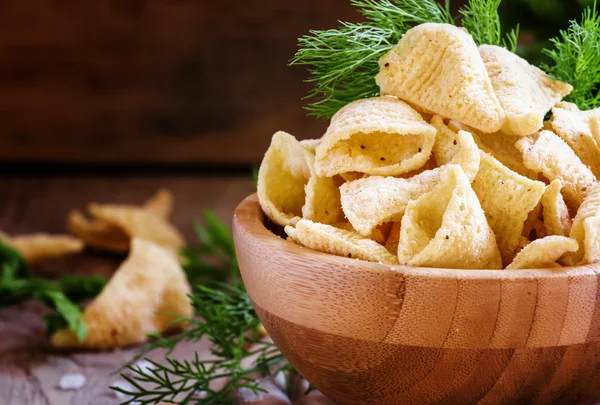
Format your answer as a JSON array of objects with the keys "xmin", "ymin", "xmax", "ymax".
[{"xmin": 234, "ymin": 193, "xmax": 600, "ymax": 281}]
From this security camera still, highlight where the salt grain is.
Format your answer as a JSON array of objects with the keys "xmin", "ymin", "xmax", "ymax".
[{"xmin": 58, "ymin": 373, "xmax": 86, "ymax": 390}]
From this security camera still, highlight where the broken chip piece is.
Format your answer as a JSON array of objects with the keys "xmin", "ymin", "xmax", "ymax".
[
  {"xmin": 284, "ymin": 219, "xmax": 398, "ymax": 265},
  {"xmin": 516, "ymin": 130, "xmax": 596, "ymax": 209},
  {"xmin": 479, "ymin": 45, "xmax": 572, "ymax": 136},
  {"xmin": 51, "ymin": 238, "xmax": 193, "ymax": 349},
  {"xmin": 1, "ymin": 233, "xmax": 84, "ymax": 264},
  {"xmin": 377, "ymin": 23, "xmax": 505, "ymax": 133},
  {"xmin": 314, "ymin": 96, "xmax": 436, "ymax": 177},
  {"xmin": 397, "ymin": 165, "xmax": 502, "ymax": 269},
  {"xmin": 506, "ymin": 236, "xmax": 579, "ymax": 270}
]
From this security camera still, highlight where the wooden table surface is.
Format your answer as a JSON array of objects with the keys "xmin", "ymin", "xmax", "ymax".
[{"xmin": 0, "ymin": 175, "xmax": 335, "ymax": 405}]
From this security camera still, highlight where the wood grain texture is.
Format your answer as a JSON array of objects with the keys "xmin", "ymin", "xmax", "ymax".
[
  {"xmin": 233, "ymin": 194, "xmax": 600, "ymax": 405},
  {"xmin": 0, "ymin": 0, "xmax": 360, "ymax": 164}
]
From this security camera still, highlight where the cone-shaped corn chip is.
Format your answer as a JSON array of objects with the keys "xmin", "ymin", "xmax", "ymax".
[
  {"xmin": 551, "ymin": 103, "xmax": 600, "ymax": 178},
  {"xmin": 448, "ymin": 120, "xmax": 538, "ymax": 179},
  {"xmin": 341, "ymin": 130, "xmax": 480, "ymax": 236},
  {"xmin": 479, "ymin": 45, "xmax": 572, "ymax": 136},
  {"xmin": 68, "ymin": 189, "xmax": 176, "ymax": 253},
  {"xmin": 1, "ymin": 233, "xmax": 84, "ymax": 264},
  {"xmin": 302, "ymin": 152, "xmax": 343, "ymax": 225},
  {"xmin": 376, "ymin": 23, "xmax": 504, "ymax": 133},
  {"xmin": 397, "ymin": 165, "xmax": 502, "ymax": 269},
  {"xmin": 472, "ymin": 152, "xmax": 546, "ymax": 265},
  {"xmin": 258, "ymin": 131, "xmax": 311, "ymax": 227},
  {"xmin": 51, "ymin": 239, "xmax": 192, "ymax": 349},
  {"xmin": 285, "ymin": 220, "xmax": 398, "ymax": 265},
  {"xmin": 88, "ymin": 204, "xmax": 185, "ymax": 253},
  {"xmin": 570, "ymin": 183, "xmax": 600, "ymax": 264},
  {"xmin": 516, "ymin": 131, "xmax": 596, "ymax": 208},
  {"xmin": 522, "ymin": 203, "xmax": 543, "ymax": 239},
  {"xmin": 314, "ymin": 97, "xmax": 436, "ymax": 177},
  {"xmin": 430, "ymin": 116, "xmax": 480, "ymax": 181},
  {"xmin": 506, "ymin": 236, "xmax": 579, "ymax": 270},
  {"xmin": 542, "ymin": 180, "xmax": 572, "ymax": 237}
]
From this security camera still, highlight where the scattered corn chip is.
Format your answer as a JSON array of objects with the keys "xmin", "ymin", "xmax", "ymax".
[
  {"xmin": 284, "ymin": 219, "xmax": 398, "ymax": 264},
  {"xmin": 516, "ymin": 130, "xmax": 596, "ymax": 208},
  {"xmin": 142, "ymin": 189, "xmax": 174, "ymax": 219},
  {"xmin": 68, "ymin": 189, "xmax": 176, "ymax": 253},
  {"xmin": 397, "ymin": 165, "xmax": 502, "ymax": 269},
  {"xmin": 51, "ymin": 238, "xmax": 192, "ymax": 349},
  {"xmin": 302, "ymin": 152, "xmax": 343, "ymax": 225},
  {"xmin": 551, "ymin": 103, "xmax": 600, "ymax": 178},
  {"xmin": 570, "ymin": 183, "xmax": 600, "ymax": 264},
  {"xmin": 68, "ymin": 210, "xmax": 130, "ymax": 253},
  {"xmin": 472, "ymin": 152, "xmax": 546, "ymax": 265},
  {"xmin": 314, "ymin": 97, "xmax": 436, "ymax": 177},
  {"xmin": 1, "ymin": 233, "xmax": 84, "ymax": 264},
  {"xmin": 376, "ymin": 23, "xmax": 504, "ymax": 133},
  {"xmin": 506, "ymin": 236, "xmax": 579, "ymax": 270},
  {"xmin": 479, "ymin": 45, "xmax": 572, "ymax": 136},
  {"xmin": 385, "ymin": 222, "xmax": 402, "ymax": 254},
  {"xmin": 88, "ymin": 204, "xmax": 185, "ymax": 253},
  {"xmin": 258, "ymin": 131, "xmax": 311, "ymax": 227},
  {"xmin": 542, "ymin": 180, "xmax": 572, "ymax": 237}
]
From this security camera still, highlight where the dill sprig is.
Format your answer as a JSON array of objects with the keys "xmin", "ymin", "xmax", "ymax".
[
  {"xmin": 291, "ymin": 0, "xmax": 523, "ymax": 119},
  {"xmin": 542, "ymin": 1, "xmax": 600, "ymax": 109},
  {"xmin": 290, "ymin": 0, "xmax": 454, "ymax": 119},
  {"xmin": 114, "ymin": 211, "xmax": 293, "ymax": 405},
  {"xmin": 460, "ymin": 0, "xmax": 519, "ymax": 52}
]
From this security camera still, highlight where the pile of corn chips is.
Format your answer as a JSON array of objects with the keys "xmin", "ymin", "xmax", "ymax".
[
  {"xmin": 1, "ymin": 189, "xmax": 192, "ymax": 349},
  {"xmin": 258, "ymin": 23, "xmax": 600, "ymax": 270}
]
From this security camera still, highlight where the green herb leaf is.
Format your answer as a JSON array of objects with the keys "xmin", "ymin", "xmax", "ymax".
[
  {"xmin": 59, "ymin": 275, "xmax": 105, "ymax": 302},
  {"xmin": 291, "ymin": 0, "xmax": 455, "ymax": 119},
  {"xmin": 459, "ymin": 0, "xmax": 519, "ymax": 52},
  {"xmin": 41, "ymin": 290, "xmax": 87, "ymax": 342},
  {"xmin": 542, "ymin": 1, "xmax": 600, "ymax": 109}
]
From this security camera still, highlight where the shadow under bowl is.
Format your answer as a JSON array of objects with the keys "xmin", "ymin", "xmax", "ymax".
[{"xmin": 233, "ymin": 194, "xmax": 600, "ymax": 405}]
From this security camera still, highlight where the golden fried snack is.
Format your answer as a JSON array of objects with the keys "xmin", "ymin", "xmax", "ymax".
[
  {"xmin": 570, "ymin": 183, "xmax": 600, "ymax": 264},
  {"xmin": 506, "ymin": 236, "xmax": 579, "ymax": 270},
  {"xmin": 551, "ymin": 102, "xmax": 600, "ymax": 178},
  {"xmin": 516, "ymin": 130, "xmax": 596, "ymax": 209},
  {"xmin": 479, "ymin": 45, "xmax": 572, "ymax": 136},
  {"xmin": 542, "ymin": 180, "xmax": 572, "ymax": 237},
  {"xmin": 472, "ymin": 152, "xmax": 546, "ymax": 265},
  {"xmin": 258, "ymin": 131, "xmax": 312, "ymax": 227},
  {"xmin": 51, "ymin": 238, "xmax": 193, "ymax": 349},
  {"xmin": 376, "ymin": 23, "xmax": 504, "ymax": 133},
  {"xmin": 314, "ymin": 97, "xmax": 436, "ymax": 177},
  {"xmin": 302, "ymin": 149, "xmax": 343, "ymax": 225},
  {"xmin": 285, "ymin": 219, "xmax": 398, "ymax": 264},
  {"xmin": 397, "ymin": 165, "xmax": 502, "ymax": 269},
  {"xmin": 1, "ymin": 233, "xmax": 84, "ymax": 264}
]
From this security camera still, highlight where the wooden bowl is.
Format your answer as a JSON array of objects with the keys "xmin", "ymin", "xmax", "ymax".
[{"xmin": 233, "ymin": 194, "xmax": 600, "ymax": 405}]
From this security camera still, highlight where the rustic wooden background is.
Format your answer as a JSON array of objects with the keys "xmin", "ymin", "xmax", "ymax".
[{"xmin": 0, "ymin": 0, "xmax": 362, "ymax": 165}]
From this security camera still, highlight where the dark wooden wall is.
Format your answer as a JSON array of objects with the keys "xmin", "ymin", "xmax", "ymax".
[{"xmin": 0, "ymin": 0, "xmax": 360, "ymax": 165}]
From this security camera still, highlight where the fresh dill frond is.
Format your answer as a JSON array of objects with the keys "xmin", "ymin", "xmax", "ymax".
[
  {"xmin": 459, "ymin": 0, "xmax": 519, "ymax": 52},
  {"xmin": 290, "ymin": 0, "xmax": 456, "ymax": 119},
  {"xmin": 542, "ymin": 1, "xmax": 600, "ymax": 109},
  {"xmin": 117, "ymin": 281, "xmax": 289, "ymax": 405}
]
